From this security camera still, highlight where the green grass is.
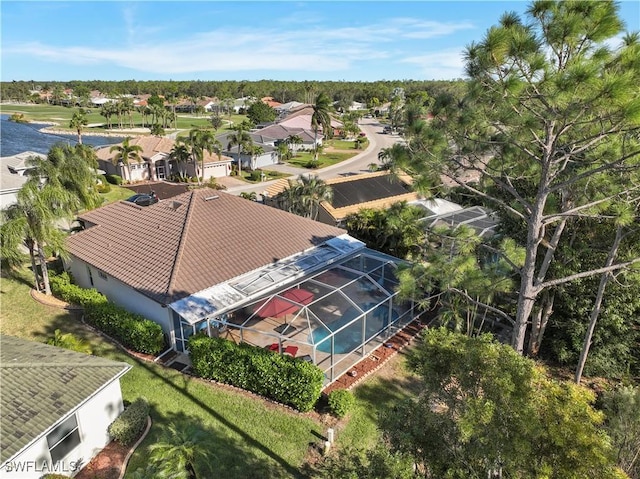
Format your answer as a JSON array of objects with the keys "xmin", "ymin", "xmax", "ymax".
[
  {"xmin": 100, "ymin": 184, "xmax": 135, "ymax": 204},
  {"xmin": 327, "ymin": 139, "xmax": 358, "ymax": 150},
  {"xmin": 336, "ymin": 353, "xmax": 422, "ymax": 450},
  {"xmin": 0, "ymin": 268, "xmax": 325, "ymax": 478},
  {"xmin": 287, "ymin": 151, "xmax": 357, "ymax": 169}
]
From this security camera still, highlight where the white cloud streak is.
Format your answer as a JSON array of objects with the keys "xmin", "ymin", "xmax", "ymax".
[
  {"xmin": 3, "ymin": 17, "xmax": 474, "ymax": 76},
  {"xmin": 400, "ymin": 48, "xmax": 468, "ymax": 80}
]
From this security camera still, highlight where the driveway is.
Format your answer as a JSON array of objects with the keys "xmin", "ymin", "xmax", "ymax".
[{"xmin": 224, "ymin": 118, "xmax": 402, "ymax": 195}]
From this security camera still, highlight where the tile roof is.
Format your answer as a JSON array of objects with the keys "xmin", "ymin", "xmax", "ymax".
[
  {"xmin": 95, "ymin": 136, "xmax": 232, "ymax": 165},
  {"xmin": 0, "ymin": 335, "xmax": 130, "ymax": 465},
  {"xmin": 68, "ymin": 189, "xmax": 346, "ymax": 304}
]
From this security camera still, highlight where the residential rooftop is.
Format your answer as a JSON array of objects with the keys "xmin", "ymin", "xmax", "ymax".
[{"xmin": 0, "ymin": 335, "xmax": 130, "ymax": 465}]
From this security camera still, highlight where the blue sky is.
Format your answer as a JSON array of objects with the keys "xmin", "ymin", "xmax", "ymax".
[{"xmin": 2, "ymin": 1, "xmax": 639, "ymax": 82}]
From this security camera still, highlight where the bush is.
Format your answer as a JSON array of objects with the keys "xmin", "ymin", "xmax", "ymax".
[
  {"xmin": 108, "ymin": 398, "xmax": 149, "ymax": 446},
  {"xmin": 189, "ymin": 335, "xmax": 324, "ymax": 412},
  {"xmin": 50, "ymin": 272, "xmax": 107, "ymax": 307},
  {"xmin": 41, "ymin": 475, "xmax": 72, "ymax": 479},
  {"xmin": 328, "ymin": 389, "xmax": 355, "ymax": 418},
  {"xmin": 249, "ymin": 170, "xmax": 262, "ymax": 181},
  {"xmin": 50, "ymin": 272, "xmax": 164, "ymax": 355},
  {"xmin": 105, "ymin": 174, "xmax": 123, "ymax": 185},
  {"xmin": 96, "ymin": 182, "xmax": 112, "ymax": 193}
]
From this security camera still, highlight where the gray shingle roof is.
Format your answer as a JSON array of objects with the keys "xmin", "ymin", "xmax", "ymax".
[
  {"xmin": 68, "ymin": 189, "xmax": 346, "ymax": 305},
  {"xmin": 0, "ymin": 335, "xmax": 131, "ymax": 464}
]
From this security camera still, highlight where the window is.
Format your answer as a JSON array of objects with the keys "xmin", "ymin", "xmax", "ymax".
[
  {"xmin": 98, "ymin": 271, "xmax": 108, "ymax": 280},
  {"xmin": 87, "ymin": 267, "xmax": 94, "ymax": 287},
  {"xmin": 47, "ymin": 414, "xmax": 81, "ymax": 463}
]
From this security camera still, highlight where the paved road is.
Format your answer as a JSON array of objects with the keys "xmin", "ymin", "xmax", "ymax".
[{"xmin": 225, "ymin": 118, "xmax": 402, "ymax": 195}]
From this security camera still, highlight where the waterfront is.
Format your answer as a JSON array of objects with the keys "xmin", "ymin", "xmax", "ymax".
[{"xmin": 0, "ymin": 114, "xmax": 124, "ymax": 157}]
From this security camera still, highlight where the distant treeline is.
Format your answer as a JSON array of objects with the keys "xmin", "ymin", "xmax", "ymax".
[{"xmin": 1, "ymin": 79, "xmax": 466, "ymax": 105}]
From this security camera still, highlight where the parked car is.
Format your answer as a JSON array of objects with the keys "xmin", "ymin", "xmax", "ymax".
[
  {"xmin": 382, "ymin": 126, "xmax": 393, "ymax": 134},
  {"xmin": 126, "ymin": 192, "xmax": 158, "ymax": 206}
]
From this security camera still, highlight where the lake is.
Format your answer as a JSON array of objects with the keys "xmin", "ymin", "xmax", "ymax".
[{"xmin": 0, "ymin": 114, "xmax": 124, "ymax": 157}]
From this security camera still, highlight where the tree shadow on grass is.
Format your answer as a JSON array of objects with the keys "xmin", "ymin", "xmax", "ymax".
[
  {"xmin": 352, "ymin": 353, "xmax": 422, "ymax": 425},
  {"xmin": 128, "ymin": 359, "xmax": 311, "ymax": 479},
  {"xmin": 133, "ymin": 410, "xmax": 289, "ymax": 479}
]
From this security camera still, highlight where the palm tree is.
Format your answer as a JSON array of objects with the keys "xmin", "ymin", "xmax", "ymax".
[
  {"xmin": 27, "ymin": 144, "xmax": 102, "ymax": 210},
  {"xmin": 247, "ymin": 144, "xmax": 264, "ymax": 171},
  {"xmin": 276, "ymin": 141, "xmax": 291, "ymax": 164},
  {"xmin": 100, "ymin": 102, "xmax": 115, "ymax": 129},
  {"xmin": 311, "ymin": 93, "xmax": 333, "ymax": 163},
  {"xmin": 1, "ymin": 182, "xmax": 79, "ymax": 295},
  {"xmin": 149, "ymin": 424, "xmax": 215, "ymax": 479},
  {"xmin": 286, "ymin": 134, "xmax": 303, "ymax": 157},
  {"xmin": 227, "ymin": 125, "xmax": 252, "ymax": 176},
  {"xmin": 189, "ymin": 128, "xmax": 222, "ymax": 184},
  {"xmin": 281, "ymin": 175, "xmax": 332, "ymax": 220},
  {"xmin": 170, "ymin": 140, "xmax": 192, "ymax": 180},
  {"xmin": 47, "ymin": 329, "xmax": 92, "ymax": 354},
  {"xmin": 69, "ymin": 109, "xmax": 88, "ymax": 144},
  {"xmin": 110, "ymin": 137, "xmax": 143, "ymax": 182}
]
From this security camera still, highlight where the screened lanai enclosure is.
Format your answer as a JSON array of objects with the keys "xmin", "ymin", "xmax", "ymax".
[{"xmin": 170, "ymin": 244, "xmax": 417, "ymax": 385}]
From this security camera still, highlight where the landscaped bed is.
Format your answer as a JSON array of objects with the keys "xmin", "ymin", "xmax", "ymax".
[{"xmin": 1, "ymin": 267, "xmax": 424, "ymax": 477}]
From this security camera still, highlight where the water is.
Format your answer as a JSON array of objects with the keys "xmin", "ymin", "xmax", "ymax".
[{"xmin": 0, "ymin": 114, "xmax": 124, "ymax": 157}]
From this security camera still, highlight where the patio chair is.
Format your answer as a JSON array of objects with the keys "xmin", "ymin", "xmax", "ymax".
[
  {"xmin": 266, "ymin": 343, "xmax": 279, "ymax": 352},
  {"xmin": 283, "ymin": 345, "xmax": 299, "ymax": 357}
]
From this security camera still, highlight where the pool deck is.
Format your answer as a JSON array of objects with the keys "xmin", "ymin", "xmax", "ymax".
[{"xmin": 322, "ymin": 318, "xmax": 428, "ymax": 394}]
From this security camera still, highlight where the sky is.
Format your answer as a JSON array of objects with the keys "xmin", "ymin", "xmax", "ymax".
[{"xmin": 2, "ymin": 1, "xmax": 639, "ymax": 82}]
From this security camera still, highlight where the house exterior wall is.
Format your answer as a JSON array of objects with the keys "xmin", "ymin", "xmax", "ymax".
[
  {"xmin": 252, "ymin": 152, "xmax": 278, "ymax": 170},
  {"xmin": 316, "ymin": 206, "xmax": 339, "ymax": 226},
  {"xmin": 0, "ymin": 380, "xmax": 125, "ymax": 479},
  {"xmin": 68, "ymin": 257, "xmax": 173, "ymax": 338},
  {"xmin": 0, "ymin": 190, "xmax": 20, "ymax": 209}
]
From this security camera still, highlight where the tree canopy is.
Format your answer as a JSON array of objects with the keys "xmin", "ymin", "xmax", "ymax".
[
  {"xmin": 391, "ymin": 0, "xmax": 640, "ymax": 355},
  {"xmin": 378, "ymin": 328, "xmax": 626, "ymax": 479}
]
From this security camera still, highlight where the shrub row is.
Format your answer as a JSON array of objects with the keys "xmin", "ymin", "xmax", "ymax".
[
  {"xmin": 104, "ymin": 174, "xmax": 123, "ymax": 185},
  {"xmin": 108, "ymin": 398, "xmax": 149, "ymax": 446},
  {"xmin": 328, "ymin": 389, "xmax": 355, "ymax": 418},
  {"xmin": 188, "ymin": 334, "xmax": 324, "ymax": 412},
  {"xmin": 50, "ymin": 273, "xmax": 164, "ymax": 355}
]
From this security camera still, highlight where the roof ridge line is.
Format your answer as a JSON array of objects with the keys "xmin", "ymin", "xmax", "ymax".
[
  {"xmin": 2, "ymin": 363, "xmax": 129, "ymax": 368},
  {"xmin": 163, "ymin": 189, "xmax": 198, "ymax": 304}
]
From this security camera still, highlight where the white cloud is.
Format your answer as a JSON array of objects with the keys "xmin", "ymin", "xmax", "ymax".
[
  {"xmin": 3, "ymin": 18, "xmax": 474, "ymax": 76},
  {"xmin": 400, "ymin": 48, "xmax": 468, "ymax": 80}
]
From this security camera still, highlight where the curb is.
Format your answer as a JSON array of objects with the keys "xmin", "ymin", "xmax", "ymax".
[{"xmin": 117, "ymin": 416, "xmax": 152, "ymax": 479}]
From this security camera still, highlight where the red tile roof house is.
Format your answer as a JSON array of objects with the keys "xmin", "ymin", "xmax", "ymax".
[
  {"xmin": 65, "ymin": 189, "xmax": 419, "ymax": 385},
  {"xmin": 95, "ymin": 136, "xmax": 232, "ymax": 183}
]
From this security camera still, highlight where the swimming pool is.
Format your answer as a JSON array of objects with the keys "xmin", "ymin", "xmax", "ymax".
[{"xmin": 310, "ymin": 305, "xmax": 397, "ymax": 354}]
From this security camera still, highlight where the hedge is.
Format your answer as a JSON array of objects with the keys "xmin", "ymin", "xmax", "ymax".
[
  {"xmin": 108, "ymin": 398, "xmax": 149, "ymax": 446},
  {"xmin": 188, "ymin": 334, "xmax": 324, "ymax": 412},
  {"xmin": 50, "ymin": 272, "xmax": 164, "ymax": 355},
  {"xmin": 328, "ymin": 389, "xmax": 355, "ymax": 418},
  {"xmin": 104, "ymin": 174, "xmax": 123, "ymax": 185}
]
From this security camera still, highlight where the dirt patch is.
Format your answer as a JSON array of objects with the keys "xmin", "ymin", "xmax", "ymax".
[{"xmin": 75, "ymin": 440, "xmax": 128, "ymax": 479}]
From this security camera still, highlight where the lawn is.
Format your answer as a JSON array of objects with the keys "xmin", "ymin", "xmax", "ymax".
[
  {"xmin": 287, "ymin": 151, "xmax": 357, "ymax": 169},
  {"xmin": 0, "ymin": 264, "xmax": 419, "ymax": 476},
  {"xmin": 0, "ymin": 104, "xmax": 249, "ymax": 136},
  {"xmin": 0, "ymin": 268, "xmax": 324, "ymax": 478}
]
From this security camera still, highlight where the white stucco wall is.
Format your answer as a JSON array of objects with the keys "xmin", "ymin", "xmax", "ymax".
[
  {"xmin": 0, "ymin": 380, "xmax": 125, "ymax": 479},
  {"xmin": 68, "ymin": 258, "xmax": 173, "ymax": 337},
  {"xmin": 0, "ymin": 190, "xmax": 19, "ymax": 209}
]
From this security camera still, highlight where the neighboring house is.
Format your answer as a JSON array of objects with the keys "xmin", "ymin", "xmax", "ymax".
[
  {"xmin": 261, "ymin": 97, "xmax": 282, "ymax": 109},
  {"xmin": 274, "ymin": 101, "xmax": 305, "ymax": 116},
  {"xmin": 265, "ymin": 171, "xmax": 418, "ymax": 227},
  {"xmin": 277, "ymin": 105, "xmax": 342, "ymax": 137},
  {"xmin": 217, "ymin": 132, "xmax": 278, "ymax": 170},
  {"xmin": 65, "ymin": 189, "xmax": 419, "ymax": 384},
  {"xmin": 348, "ymin": 101, "xmax": 367, "ymax": 111},
  {"xmin": 232, "ymin": 97, "xmax": 254, "ymax": 113},
  {"xmin": 251, "ymin": 124, "xmax": 316, "ymax": 152},
  {"xmin": 423, "ymin": 205, "xmax": 499, "ymax": 238},
  {"xmin": 0, "ymin": 335, "xmax": 131, "ymax": 479},
  {"xmin": 96, "ymin": 136, "xmax": 232, "ymax": 182},
  {"xmin": 0, "ymin": 152, "xmax": 44, "ymax": 209}
]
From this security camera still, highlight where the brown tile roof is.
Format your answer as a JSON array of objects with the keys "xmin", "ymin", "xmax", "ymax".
[
  {"xmin": 68, "ymin": 189, "xmax": 345, "ymax": 305},
  {"xmin": 95, "ymin": 136, "xmax": 232, "ymax": 165}
]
